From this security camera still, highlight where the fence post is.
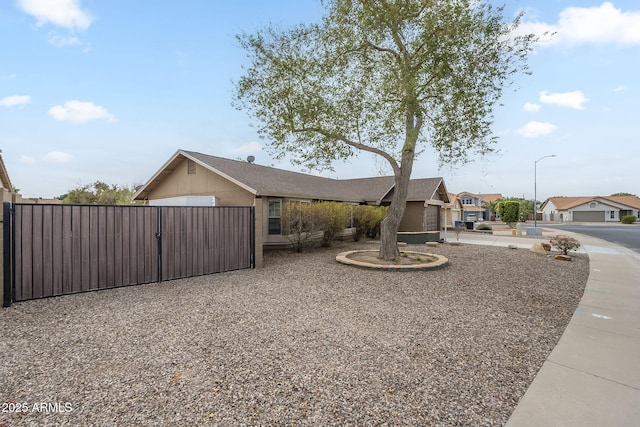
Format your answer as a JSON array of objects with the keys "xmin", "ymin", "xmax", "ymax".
[
  {"xmin": 253, "ymin": 198, "xmax": 264, "ymax": 268},
  {"xmin": 156, "ymin": 207, "xmax": 162, "ymax": 282},
  {"xmin": 2, "ymin": 202, "xmax": 12, "ymax": 307}
]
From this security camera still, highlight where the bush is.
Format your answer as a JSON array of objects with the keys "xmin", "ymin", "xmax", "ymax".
[
  {"xmin": 550, "ymin": 235, "xmax": 581, "ymax": 255},
  {"xmin": 497, "ymin": 201, "xmax": 520, "ymax": 228},
  {"xmin": 352, "ymin": 205, "xmax": 388, "ymax": 241},
  {"xmin": 621, "ymin": 215, "xmax": 637, "ymax": 224},
  {"xmin": 317, "ymin": 202, "xmax": 351, "ymax": 247},
  {"xmin": 475, "ymin": 223, "xmax": 492, "ymax": 231},
  {"xmin": 283, "ymin": 202, "xmax": 323, "ymax": 252}
]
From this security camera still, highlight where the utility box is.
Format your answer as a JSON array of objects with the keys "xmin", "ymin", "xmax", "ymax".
[{"xmin": 149, "ymin": 196, "xmax": 219, "ymax": 206}]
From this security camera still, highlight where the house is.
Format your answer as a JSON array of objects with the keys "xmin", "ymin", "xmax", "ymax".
[
  {"xmin": 455, "ymin": 191, "xmax": 503, "ymax": 222},
  {"xmin": 443, "ymin": 193, "xmax": 463, "ymax": 227},
  {"xmin": 540, "ymin": 196, "xmax": 640, "ymax": 223},
  {"xmin": 0, "ymin": 153, "xmax": 16, "ymax": 203},
  {"xmin": 133, "ymin": 150, "xmax": 450, "ymax": 265}
]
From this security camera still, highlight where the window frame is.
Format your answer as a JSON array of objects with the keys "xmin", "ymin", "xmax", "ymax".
[{"xmin": 267, "ymin": 199, "xmax": 282, "ymax": 235}]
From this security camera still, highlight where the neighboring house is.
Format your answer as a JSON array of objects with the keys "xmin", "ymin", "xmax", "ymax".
[
  {"xmin": 455, "ymin": 191, "xmax": 503, "ymax": 222},
  {"xmin": 0, "ymin": 153, "xmax": 61, "ymax": 204},
  {"xmin": 133, "ymin": 150, "xmax": 451, "ymax": 263},
  {"xmin": 444, "ymin": 192, "xmax": 463, "ymax": 227},
  {"xmin": 0, "ymin": 153, "xmax": 16, "ymax": 203},
  {"xmin": 540, "ymin": 196, "xmax": 640, "ymax": 223}
]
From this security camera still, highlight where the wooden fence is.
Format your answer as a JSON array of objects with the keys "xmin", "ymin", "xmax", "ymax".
[{"xmin": 2, "ymin": 203, "xmax": 254, "ymax": 306}]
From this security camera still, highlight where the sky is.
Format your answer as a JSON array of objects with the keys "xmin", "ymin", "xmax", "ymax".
[{"xmin": 1, "ymin": 0, "xmax": 639, "ymax": 200}]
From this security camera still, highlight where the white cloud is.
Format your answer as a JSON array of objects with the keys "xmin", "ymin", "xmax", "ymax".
[
  {"xmin": 0, "ymin": 95, "xmax": 31, "ymax": 107},
  {"xmin": 1, "ymin": 74, "xmax": 16, "ymax": 81},
  {"xmin": 48, "ymin": 100, "xmax": 116, "ymax": 124},
  {"xmin": 539, "ymin": 90, "xmax": 589, "ymax": 110},
  {"xmin": 232, "ymin": 141, "xmax": 263, "ymax": 155},
  {"xmin": 614, "ymin": 84, "xmax": 628, "ymax": 92},
  {"xmin": 43, "ymin": 151, "xmax": 73, "ymax": 163},
  {"xmin": 516, "ymin": 121, "xmax": 558, "ymax": 138},
  {"xmin": 523, "ymin": 102, "xmax": 541, "ymax": 112},
  {"xmin": 47, "ymin": 32, "xmax": 81, "ymax": 47},
  {"xmin": 18, "ymin": 0, "xmax": 94, "ymax": 32},
  {"xmin": 518, "ymin": 2, "xmax": 640, "ymax": 47},
  {"xmin": 20, "ymin": 155, "xmax": 36, "ymax": 165}
]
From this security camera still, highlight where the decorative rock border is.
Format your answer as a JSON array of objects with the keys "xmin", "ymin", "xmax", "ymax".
[{"xmin": 336, "ymin": 250, "xmax": 449, "ymax": 271}]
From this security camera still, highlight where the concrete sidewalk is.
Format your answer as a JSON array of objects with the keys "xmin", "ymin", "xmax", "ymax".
[{"xmin": 444, "ymin": 229, "xmax": 640, "ymax": 426}]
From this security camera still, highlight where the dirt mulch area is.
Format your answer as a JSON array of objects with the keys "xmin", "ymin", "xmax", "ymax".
[{"xmin": 0, "ymin": 241, "xmax": 589, "ymax": 426}]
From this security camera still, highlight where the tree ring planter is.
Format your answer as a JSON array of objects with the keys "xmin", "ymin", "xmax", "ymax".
[
  {"xmin": 396, "ymin": 231, "xmax": 441, "ymax": 244},
  {"xmin": 336, "ymin": 250, "xmax": 448, "ymax": 271}
]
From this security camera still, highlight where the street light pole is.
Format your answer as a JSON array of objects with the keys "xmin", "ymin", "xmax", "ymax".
[{"xmin": 534, "ymin": 154, "xmax": 556, "ymax": 228}]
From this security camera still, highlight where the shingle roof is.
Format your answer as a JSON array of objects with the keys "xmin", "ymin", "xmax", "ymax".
[{"xmin": 134, "ymin": 149, "xmax": 447, "ymax": 204}]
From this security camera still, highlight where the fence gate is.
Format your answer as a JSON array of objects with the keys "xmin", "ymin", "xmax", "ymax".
[{"xmin": 3, "ymin": 203, "xmax": 254, "ymax": 307}]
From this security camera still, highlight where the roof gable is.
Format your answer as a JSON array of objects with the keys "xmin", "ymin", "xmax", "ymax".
[
  {"xmin": 545, "ymin": 196, "xmax": 640, "ymax": 211},
  {"xmin": 0, "ymin": 154, "xmax": 14, "ymax": 192}
]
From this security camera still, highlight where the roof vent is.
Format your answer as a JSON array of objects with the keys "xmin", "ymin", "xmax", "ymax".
[{"xmin": 247, "ymin": 155, "xmax": 255, "ymax": 164}]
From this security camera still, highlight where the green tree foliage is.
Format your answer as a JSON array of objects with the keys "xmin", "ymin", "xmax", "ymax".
[
  {"xmin": 621, "ymin": 215, "xmax": 637, "ymax": 224},
  {"xmin": 503, "ymin": 197, "xmax": 534, "ymax": 221},
  {"xmin": 235, "ymin": 0, "xmax": 536, "ymax": 260},
  {"xmin": 611, "ymin": 192, "xmax": 637, "ymax": 197},
  {"xmin": 481, "ymin": 199, "xmax": 501, "ymax": 221},
  {"xmin": 497, "ymin": 200, "xmax": 520, "ymax": 228},
  {"xmin": 60, "ymin": 181, "xmax": 138, "ymax": 205}
]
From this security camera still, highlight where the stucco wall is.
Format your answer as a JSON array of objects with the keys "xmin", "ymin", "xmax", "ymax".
[
  {"xmin": 148, "ymin": 159, "xmax": 255, "ymax": 206},
  {"xmin": 398, "ymin": 202, "xmax": 425, "ymax": 232}
]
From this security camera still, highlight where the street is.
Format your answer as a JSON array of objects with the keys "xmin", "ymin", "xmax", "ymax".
[{"xmin": 545, "ymin": 223, "xmax": 640, "ymax": 253}]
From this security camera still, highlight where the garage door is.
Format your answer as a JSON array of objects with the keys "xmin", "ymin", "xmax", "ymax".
[{"xmin": 573, "ymin": 211, "xmax": 605, "ymax": 222}]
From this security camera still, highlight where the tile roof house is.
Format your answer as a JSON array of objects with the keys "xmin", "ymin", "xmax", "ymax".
[
  {"xmin": 443, "ymin": 192, "xmax": 463, "ymax": 227},
  {"xmin": 134, "ymin": 149, "xmax": 450, "ymax": 265},
  {"xmin": 540, "ymin": 196, "xmax": 640, "ymax": 222},
  {"xmin": 455, "ymin": 191, "xmax": 503, "ymax": 222}
]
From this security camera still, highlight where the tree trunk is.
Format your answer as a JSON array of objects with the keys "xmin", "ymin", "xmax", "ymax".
[{"xmin": 379, "ymin": 150, "xmax": 415, "ymax": 261}]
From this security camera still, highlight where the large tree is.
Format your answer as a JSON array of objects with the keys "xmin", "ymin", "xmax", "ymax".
[
  {"xmin": 60, "ymin": 181, "xmax": 138, "ymax": 205},
  {"xmin": 235, "ymin": 0, "xmax": 536, "ymax": 260}
]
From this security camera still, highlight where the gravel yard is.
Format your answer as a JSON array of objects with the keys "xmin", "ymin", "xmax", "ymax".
[{"xmin": 1, "ymin": 241, "xmax": 589, "ymax": 426}]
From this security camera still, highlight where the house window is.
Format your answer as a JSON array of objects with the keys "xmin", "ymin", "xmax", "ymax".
[
  {"xmin": 462, "ymin": 197, "xmax": 474, "ymax": 205},
  {"xmin": 589, "ymin": 202, "xmax": 597, "ymax": 208},
  {"xmin": 268, "ymin": 200, "xmax": 282, "ymax": 235},
  {"xmin": 610, "ymin": 211, "xmax": 615, "ymax": 219},
  {"xmin": 187, "ymin": 160, "xmax": 196, "ymax": 175}
]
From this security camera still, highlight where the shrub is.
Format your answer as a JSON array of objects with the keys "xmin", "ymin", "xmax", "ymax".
[
  {"xmin": 475, "ymin": 223, "xmax": 492, "ymax": 231},
  {"xmin": 621, "ymin": 215, "xmax": 637, "ymax": 224},
  {"xmin": 497, "ymin": 201, "xmax": 520, "ymax": 228},
  {"xmin": 352, "ymin": 205, "xmax": 388, "ymax": 241},
  {"xmin": 283, "ymin": 202, "xmax": 323, "ymax": 252},
  {"xmin": 550, "ymin": 235, "xmax": 581, "ymax": 255},
  {"xmin": 317, "ymin": 202, "xmax": 351, "ymax": 247},
  {"xmin": 453, "ymin": 226, "xmax": 465, "ymax": 241}
]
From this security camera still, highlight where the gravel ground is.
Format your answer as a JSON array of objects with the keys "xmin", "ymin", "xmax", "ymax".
[{"xmin": 1, "ymin": 241, "xmax": 589, "ymax": 426}]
